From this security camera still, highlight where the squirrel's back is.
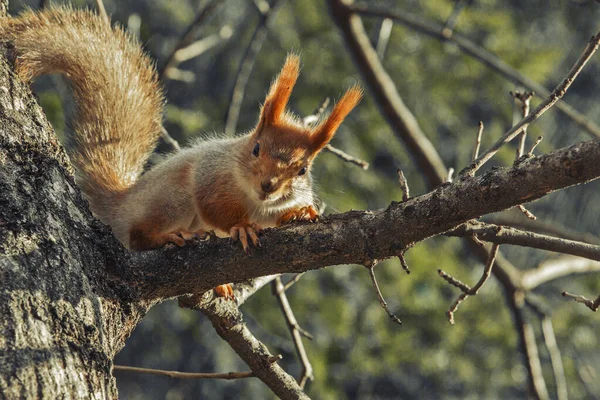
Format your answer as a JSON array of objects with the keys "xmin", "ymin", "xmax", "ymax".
[{"xmin": 0, "ymin": 6, "xmax": 163, "ymax": 221}]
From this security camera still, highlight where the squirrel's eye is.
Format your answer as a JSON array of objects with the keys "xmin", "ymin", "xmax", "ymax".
[
  {"xmin": 298, "ymin": 167, "xmax": 307, "ymax": 176},
  {"xmin": 252, "ymin": 142, "xmax": 260, "ymax": 157}
]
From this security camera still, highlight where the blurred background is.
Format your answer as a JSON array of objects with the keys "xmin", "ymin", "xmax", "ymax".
[{"xmin": 11, "ymin": 0, "xmax": 600, "ymax": 398}]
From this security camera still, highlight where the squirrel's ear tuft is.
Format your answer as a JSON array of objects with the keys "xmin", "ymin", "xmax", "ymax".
[
  {"xmin": 309, "ymin": 84, "xmax": 363, "ymax": 152},
  {"xmin": 257, "ymin": 54, "xmax": 301, "ymax": 131}
]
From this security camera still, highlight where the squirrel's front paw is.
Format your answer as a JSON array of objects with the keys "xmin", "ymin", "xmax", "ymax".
[
  {"xmin": 277, "ymin": 205, "xmax": 319, "ymax": 225},
  {"xmin": 229, "ymin": 222, "xmax": 263, "ymax": 254},
  {"xmin": 214, "ymin": 284, "xmax": 235, "ymax": 301}
]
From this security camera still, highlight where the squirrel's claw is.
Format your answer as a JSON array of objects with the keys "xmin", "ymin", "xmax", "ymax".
[
  {"xmin": 168, "ymin": 229, "xmax": 208, "ymax": 247},
  {"xmin": 214, "ymin": 284, "xmax": 235, "ymax": 301},
  {"xmin": 230, "ymin": 222, "xmax": 263, "ymax": 254},
  {"xmin": 277, "ymin": 205, "xmax": 320, "ymax": 225}
]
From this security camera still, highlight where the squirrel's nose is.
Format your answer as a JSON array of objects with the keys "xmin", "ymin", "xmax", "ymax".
[{"xmin": 261, "ymin": 179, "xmax": 277, "ymax": 193}]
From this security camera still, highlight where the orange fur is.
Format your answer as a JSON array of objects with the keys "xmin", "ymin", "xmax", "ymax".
[
  {"xmin": 259, "ymin": 54, "xmax": 300, "ymax": 127},
  {"xmin": 196, "ymin": 173, "xmax": 250, "ymax": 232},
  {"xmin": 310, "ymin": 85, "xmax": 363, "ymax": 152}
]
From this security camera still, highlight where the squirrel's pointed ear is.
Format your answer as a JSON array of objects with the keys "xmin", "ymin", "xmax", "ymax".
[
  {"xmin": 310, "ymin": 85, "xmax": 363, "ymax": 152},
  {"xmin": 257, "ymin": 54, "xmax": 300, "ymax": 131}
]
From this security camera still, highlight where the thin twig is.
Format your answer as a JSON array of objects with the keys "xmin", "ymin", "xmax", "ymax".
[
  {"xmin": 486, "ymin": 214, "xmax": 600, "ymax": 245},
  {"xmin": 541, "ymin": 317, "xmax": 568, "ymax": 400},
  {"xmin": 159, "ymin": 0, "xmax": 225, "ymax": 81},
  {"xmin": 396, "ymin": 169, "xmax": 410, "ymax": 201},
  {"xmin": 283, "ymin": 273, "xmax": 305, "ymax": 292},
  {"xmin": 438, "ymin": 269, "xmax": 471, "ymax": 292},
  {"xmin": 367, "ymin": 262, "xmax": 402, "ymax": 324},
  {"xmin": 348, "ymin": 3, "xmax": 600, "ymax": 139},
  {"xmin": 521, "ymin": 256, "xmax": 600, "ymax": 291},
  {"xmin": 442, "ymin": 244, "xmax": 499, "ymax": 325},
  {"xmin": 473, "ymin": 121, "xmax": 484, "ymax": 161},
  {"xmin": 161, "ymin": 125, "xmax": 181, "ymax": 152},
  {"xmin": 517, "ymin": 205, "xmax": 536, "ymax": 220},
  {"xmin": 446, "ymin": 167, "xmax": 454, "ymax": 183},
  {"xmin": 511, "ymin": 91, "xmax": 534, "ymax": 158},
  {"xmin": 171, "ymin": 26, "xmax": 234, "ymax": 64},
  {"xmin": 303, "ymin": 97, "xmax": 331, "ymax": 127},
  {"xmin": 463, "ymin": 30, "xmax": 600, "ymax": 175},
  {"xmin": 448, "ymin": 221, "xmax": 600, "ymax": 262},
  {"xmin": 398, "ymin": 252, "xmax": 411, "ymax": 274},
  {"xmin": 376, "ymin": 18, "xmax": 393, "ymax": 59},
  {"xmin": 180, "ymin": 296, "xmax": 310, "ymax": 399},
  {"xmin": 303, "ymin": 98, "xmax": 369, "ymax": 170},
  {"xmin": 561, "ymin": 292, "xmax": 600, "ymax": 311},
  {"xmin": 272, "ymin": 277, "xmax": 314, "ymax": 389},
  {"xmin": 528, "ymin": 136, "xmax": 543, "ymax": 156},
  {"xmin": 95, "ymin": 0, "xmax": 109, "ymax": 25},
  {"xmin": 113, "ymin": 365, "xmax": 256, "ymax": 380},
  {"xmin": 224, "ymin": 0, "xmax": 284, "ymax": 136},
  {"xmin": 323, "ymin": 144, "xmax": 369, "ymax": 169},
  {"xmin": 441, "ymin": 0, "xmax": 467, "ymax": 39}
]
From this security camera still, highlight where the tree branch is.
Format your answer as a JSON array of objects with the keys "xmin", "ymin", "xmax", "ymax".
[
  {"xmin": 113, "ymin": 365, "xmax": 255, "ymax": 380},
  {"xmin": 159, "ymin": 0, "xmax": 225, "ymax": 81},
  {"xmin": 125, "ymin": 138, "xmax": 600, "ymax": 302},
  {"xmin": 447, "ymin": 221, "xmax": 600, "ymax": 262},
  {"xmin": 464, "ymin": 30, "xmax": 600, "ymax": 174},
  {"xmin": 179, "ymin": 295, "xmax": 310, "ymax": 399},
  {"xmin": 272, "ymin": 277, "xmax": 314, "ymax": 388},
  {"xmin": 349, "ymin": 3, "xmax": 600, "ymax": 139}
]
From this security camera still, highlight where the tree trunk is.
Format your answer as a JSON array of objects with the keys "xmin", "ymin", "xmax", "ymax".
[{"xmin": 0, "ymin": 45, "xmax": 141, "ymax": 400}]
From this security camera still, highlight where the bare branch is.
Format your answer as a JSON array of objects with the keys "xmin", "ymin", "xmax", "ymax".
[
  {"xmin": 172, "ymin": 26, "xmax": 233, "ymax": 63},
  {"xmin": 348, "ymin": 3, "xmax": 600, "ymax": 139},
  {"xmin": 441, "ymin": 244, "xmax": 499, "ymax": 325},
  {"xmin": 562, "ymin": 292, "xmax": 600, "ymax": 311},
  {"xmin": 473, "ymin": 121, "xmax": 484, "ymax": 161},
  {"xmin": 464, "ymin": 31, "xmax": 600, "ymax": 175},
  {"xmin": 511, "ymin": 91, "xmax": 534, "ymax": 159},
  {"xmin": 283, "ymin": 273, "xmax": 305, "ymax": 292},
  {"xmin": 441, "ymin": 0, "xmax": 467, "ymax": 39},
  {"xmin": 113, "ymin": 365, "xmax": 255, "ymax": 380},
  {"xmin": 522, "ymin": 256, "xmax": 600, "ymax": 290},
  {"xmin": 396, "ymin": 169, "xmax": 410, "ymax": 201},
  {"xmin": 375, "ymin": 18, "xmax": 393, "ymax": 59},
  {"xmin": 95, "ymin": 0, "xmax": 109, "ymax": 26},
  {"xmin": 486, "ymin": 214, "xmax": 600, "ymax": 245},
  {"xmin": 446, "ymin": 167, "xmax": 454, "ymax": 183},
  {"xmin": 398, "ymin": 252, "xmax": 411, "ymax": 274},
  {"xmin": 126, "ymin": 138, "xmax": 600, "ymax": 301},
  {"xmin": 528, "ymin": 136, "xmax": 543, "ymax": 156},
  {"xmin": 541, "ymin": 317, "xmax": 568, "ymax": 400},
  {"xmin": 367, "ymin": 262, "xmax": 402, "ymax": 324},
  {"xmin": 159, "ymin": 0, "xmax": 225, "ymax": 81},
  {"xmin": 302, "ymin": 98, "xmax": 331, "ymax": 127},
  {"xmin": 517, "ymin": 205, "xmax": 536, "ymax": 220},
  {"xmin": 329, "ymin": 0, "xmax": 448, "ymax": 186},
  {"xmin": 507, "ymin": 293, "xmax": 550, "ymax": 400},
  {"xmin": 224, "ymin": 0, "xmax": 284, "ymax": 136},
  {"xmin": 448, "ymin": 221, "xmax": 600, "ymax": 262},
  {"xmin": 438, "ymin": 269, "xmax": 471, "ymax": 293},
  {"xmin": 323, "ymin": 144, "xmax": 370, "ymax": 169},
  {"xmin": 272, "ymin": 277, "xmax": 314, "ymax": 388},
  {"xmin": 160, "ymin": 125, "xmax": 181, "ymax": 152},
  {"xmin": 179, "ymin": 295, "xmax": 310, "ymax": 399}
]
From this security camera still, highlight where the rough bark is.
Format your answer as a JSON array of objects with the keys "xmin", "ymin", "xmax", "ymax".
[{"xmin": 0, "ymin": 46, "xmax": 141, "ymax": 400}]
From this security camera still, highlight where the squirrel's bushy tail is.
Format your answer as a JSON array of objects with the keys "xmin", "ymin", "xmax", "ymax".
[{"xmin": 0, "ymin": 6, "xmax": 163, "ymax": 219}]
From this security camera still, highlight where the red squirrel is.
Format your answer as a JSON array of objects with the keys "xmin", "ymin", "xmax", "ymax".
[{"xmin": 2, "ymin": 7, "xmax": 362, "ymax": 298}]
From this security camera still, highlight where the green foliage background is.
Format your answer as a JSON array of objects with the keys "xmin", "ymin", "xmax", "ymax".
[{"xmin": 13, "ymin": 0, "xmax": 600, "ymax": 398}]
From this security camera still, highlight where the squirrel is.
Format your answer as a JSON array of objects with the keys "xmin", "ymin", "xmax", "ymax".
[{"xmin": 2, "ymin": 6, "xmax": 362, "ymax": 298}]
